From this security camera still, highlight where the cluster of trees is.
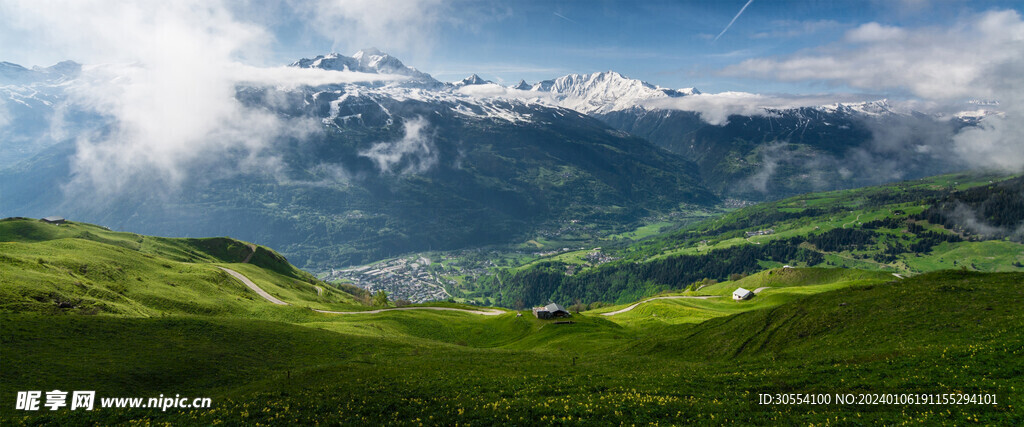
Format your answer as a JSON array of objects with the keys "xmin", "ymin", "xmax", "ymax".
[
  {"xmin": 915, "ymin": 176, "xmax": 1024, "ymax": 241},
  {"xmin": 495, "ymin": 211, "xmax": 979, "ymax": 307},
  {"xmin": 697, "ymin": 208, "xmax": 826, "ymax": 238},
  {"xmin": 495, "ymin": 235, "xmax": 824, "ymax": 307},
  {"xmin": 803, "ymin": 228, "xmax": 874, "ymax": 252}
]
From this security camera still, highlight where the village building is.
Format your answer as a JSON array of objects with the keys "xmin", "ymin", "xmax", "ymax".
[
  {"xmin": 40, "ymin": 216, "xmax": 66, "ymax": 225},
  {"xmin": 733, "ymin": 288, "xmax": 754, "ymax": 301},
  {"xmin": 532, "ymin": 302, "xmax": 570, "ymax": 319},
  {"xmin": 744, "ymin": 228, "xmax": 774, "ymax": 237}
]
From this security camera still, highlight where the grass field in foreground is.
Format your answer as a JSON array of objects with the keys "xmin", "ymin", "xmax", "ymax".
[{"xmin": 2, "ymin": 270, "xmax": 1022, "ymax": 425}]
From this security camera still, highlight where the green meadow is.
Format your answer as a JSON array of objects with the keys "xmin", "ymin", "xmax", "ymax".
[
  {"xmin": 2, "ymin": 269, "xmax": 1021, "ymax": 425},
  {"xmin": 0, "ymin": 216, "xmax": 1020, "ymax": 425},
  {"xmin": 2, "ymin": 178, "xmax": 1023, "ymax": 427}
]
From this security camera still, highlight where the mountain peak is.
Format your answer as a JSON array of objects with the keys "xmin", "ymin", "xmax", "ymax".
[
  {"xmin": 290, "ymin": 50, "xmax": 440, "ymax": 86},
  {"xmin": 818, "ymin": 99, "xmax": 893, "ymax": 116},
  {"xmin": 456, "ymin": 74, "xmax": 489, "ymax": 86},
  {"xmin": 353, "ymin": 47, "xmax": 384, "ymax": 58},
  {"xmin": 512, "ymin": 79, "xmax": 531, "ymax": 90},
  {"xmin": 526, "ymin": 70, "xmax": 697, "ymax": 114},
  {"xmin": 1, "ymin": 60, "xmax": 81, "ymax": 84}
]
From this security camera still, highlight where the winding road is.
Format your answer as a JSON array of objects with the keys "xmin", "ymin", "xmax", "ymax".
[
  {"xmin": 601, "ymin": 286, "xmax": 775, "ymax": 316},
  {"xmin": 600, "ymin": 295, "xmax": 720, "ymax": 316},
  {"xmin": 218, "ymin": 266, "xmax": 505, "ymax": 316},
  {"xmin": 218, "ymin": 267, "xmax": 288, "ymax": 305}
]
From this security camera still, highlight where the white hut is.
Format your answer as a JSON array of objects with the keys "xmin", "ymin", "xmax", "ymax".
[{"xmin": 733, "ymin": 288, "xmax": 754, "ymax": 301}]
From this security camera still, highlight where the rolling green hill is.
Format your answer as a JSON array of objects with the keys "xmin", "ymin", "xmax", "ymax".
[
  {"xmin": 462, "ymin": 172, "xmax": 1024, "ymax": 307},
  {"xmin": 2, "ymin": 267, "xmax": 1020, "ymax": 425},
  {"xmin": 0, "ymin": 218, "xmax": 365, "ymax": 317},
  {"xmin": 643, "ymin": 270, "xmax": 1024, "ymax": 362}
]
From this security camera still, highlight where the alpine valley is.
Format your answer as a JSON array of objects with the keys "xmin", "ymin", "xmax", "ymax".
[
  {"xmin": 0, "ymin": 49, "xmax": 996, "ymax": 272},
  {"xmin": 3, "ymin": 46, "xmax": 1024, "ymax": 426}
]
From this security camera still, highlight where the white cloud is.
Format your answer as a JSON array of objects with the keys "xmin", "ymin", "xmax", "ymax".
[
  {"xmin": 0, "ymin": 101, "xmax": 9, "ymax": 130},
  {"xmin": 843, "ymin": 22, "xmax": 905, "ymax": 43},
  {"xmin": 722, "ymin": 10, "xmax": 1024, "ymax": 100},
  {"xmin": 232, "ymin": 64, "xmax": 407, "ymax": 88},
  {"xmin": 359, "ymin": 117, "xmax": 438, "ymax": 174},
  {"xmin": 953, "ymin": 110, "xmax": 1024, "ymax": 171},
  {"xmin": 643, "ymin": 92, "xmax": 875, "ymax": 126},
  {"xmin": 720, "ymin": 9, "xmax": 1024, "ymax": 171},
  {"xmin": 2, "ymin": 0, "xmax": 403, "ymax": 197},
  {"xmin": 455, "ymin": 84, "xmax": 558, "ymax": 103},
  {"xmin": 297, "ymin": 0, "xmax": 451, "ymax": 57}
]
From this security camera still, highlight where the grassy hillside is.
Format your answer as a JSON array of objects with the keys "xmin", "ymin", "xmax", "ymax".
[
  {"xmin": 0, "ymin": 218, "xmax": 364, "ymax": 317},
  {"xmin": 464, "ymin": 172, "xmax": 1024, "ymax": 307},
  {"xmin": 587, "ymin": 267, "xmax": 895, "ymax": 327},
  {"xmin": 2, "ymin": 270, "xmax": 1020, "ymax": 425},
  {"xmin": 644, "ymin": 270, "xmax": 1024, "ymax": 361}
]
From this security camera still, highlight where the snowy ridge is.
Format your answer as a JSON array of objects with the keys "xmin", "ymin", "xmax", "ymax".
[
  {"xmin": 816, "ymin": 99, "xmax": 894, "ymax": 116},
  {"xmin": 1, "ymin": 61, "xmax": 79, "ymax": 111},
  {"xmin": 2, "ymin": 50, "xmax": 999, "ymax": 129},
  {"xmin": 521, "ymin": 71, "xmax": 700, "ymax": 114},
  {"xmin": 309, "ymin": 84, "xmax": 543, "ymax": 125},
  {"xmin": 1, "ymin": 60, "xmax": 80, "ymax": 85},
  {"xmin": 292, "ymin": 52, "xmax": 705, "ymax": 118},
  {"xmin": 291, "ymin": 49, "xmax": 440, "ymax": 86}
]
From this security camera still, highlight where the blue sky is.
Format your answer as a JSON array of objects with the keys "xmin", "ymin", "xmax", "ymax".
[
  {"xmin": 255, "ymin": 0, "xmax": 1024, "ymax": 95},
  {"xmin": 3, "ymin": 0, "xmax": 1023, "ymax": 99}
]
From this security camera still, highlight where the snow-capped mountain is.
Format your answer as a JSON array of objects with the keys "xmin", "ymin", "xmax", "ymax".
[
  {"xmin": 814, "ymin": 99, "xmax": 895, "ymax": 116},
  {"xmin": 293, "ymin": 52, "xmax": 703, "ymax": 116},
  {"xmin": 1, "ymin": 49, "xmax": 998, "ymax": 202},
  {"xmin": 290, "ymin": 49, "xmax": 440, "ymax": 86},
  {"xmin": 518, "ymin": 71, "xmax": 700, "ymax": 114},
  {"xmin": 512, "ymin": 80, "xmax": 531, "ymax": 91},
  {"xmin": 0, "ymin": 60, "xmax": 83, "ymax": 167},
  {"xmin": 0, "ymin": 49, "xmax": 1000, "ymax": 269},
  {"xmin": 453, "ymin": 74, "xmax": 490, "ymax": 87},
  {"xmin": 0, "ymin": 60, "xmax": 80, "ymax": 84},
  {"xmin": 284, "ymin": 50, "xmax": 990, "ymax": 127}
]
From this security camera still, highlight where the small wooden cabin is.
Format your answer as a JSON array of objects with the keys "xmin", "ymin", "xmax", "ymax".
[
  {"xmin": 733, "ymin": 288, "xmax": 754, "ymax": 301},
  {"xmin": 532, "ymin": 302, "xmax": 570, "ymax": 319}
]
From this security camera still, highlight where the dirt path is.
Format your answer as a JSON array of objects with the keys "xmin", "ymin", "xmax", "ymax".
[
  {"xmin": 239, "ymin": 242, "xmax": 256, "ymax": 262},
  {"xmin": 601, "ymin": 295, "xmax": 720, "ymax": 316},
  {"xmin": 313, "ymin": 285, "xmax": 323, "ymax": 296},
  {"xmin": 842, "ymin": 213, "xmax": 862, "ymax": 229},
  {"xmin": 218, "ymin": 267, "xmax": 288, "ymax": 306},
  {"xmin": 241, "ymin": 244, "xmax": 257, "ymax": 264},
  {"xmin": 892, "ymin": 273, "xmax": 905, "ymax": 279},
  {"xmin": 753, "ymin": 287, "xmax": 771, "ymax": 294},
  {"xmin": 314, "ymin": 307, "xmax": 505, "ymax": 316}
]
